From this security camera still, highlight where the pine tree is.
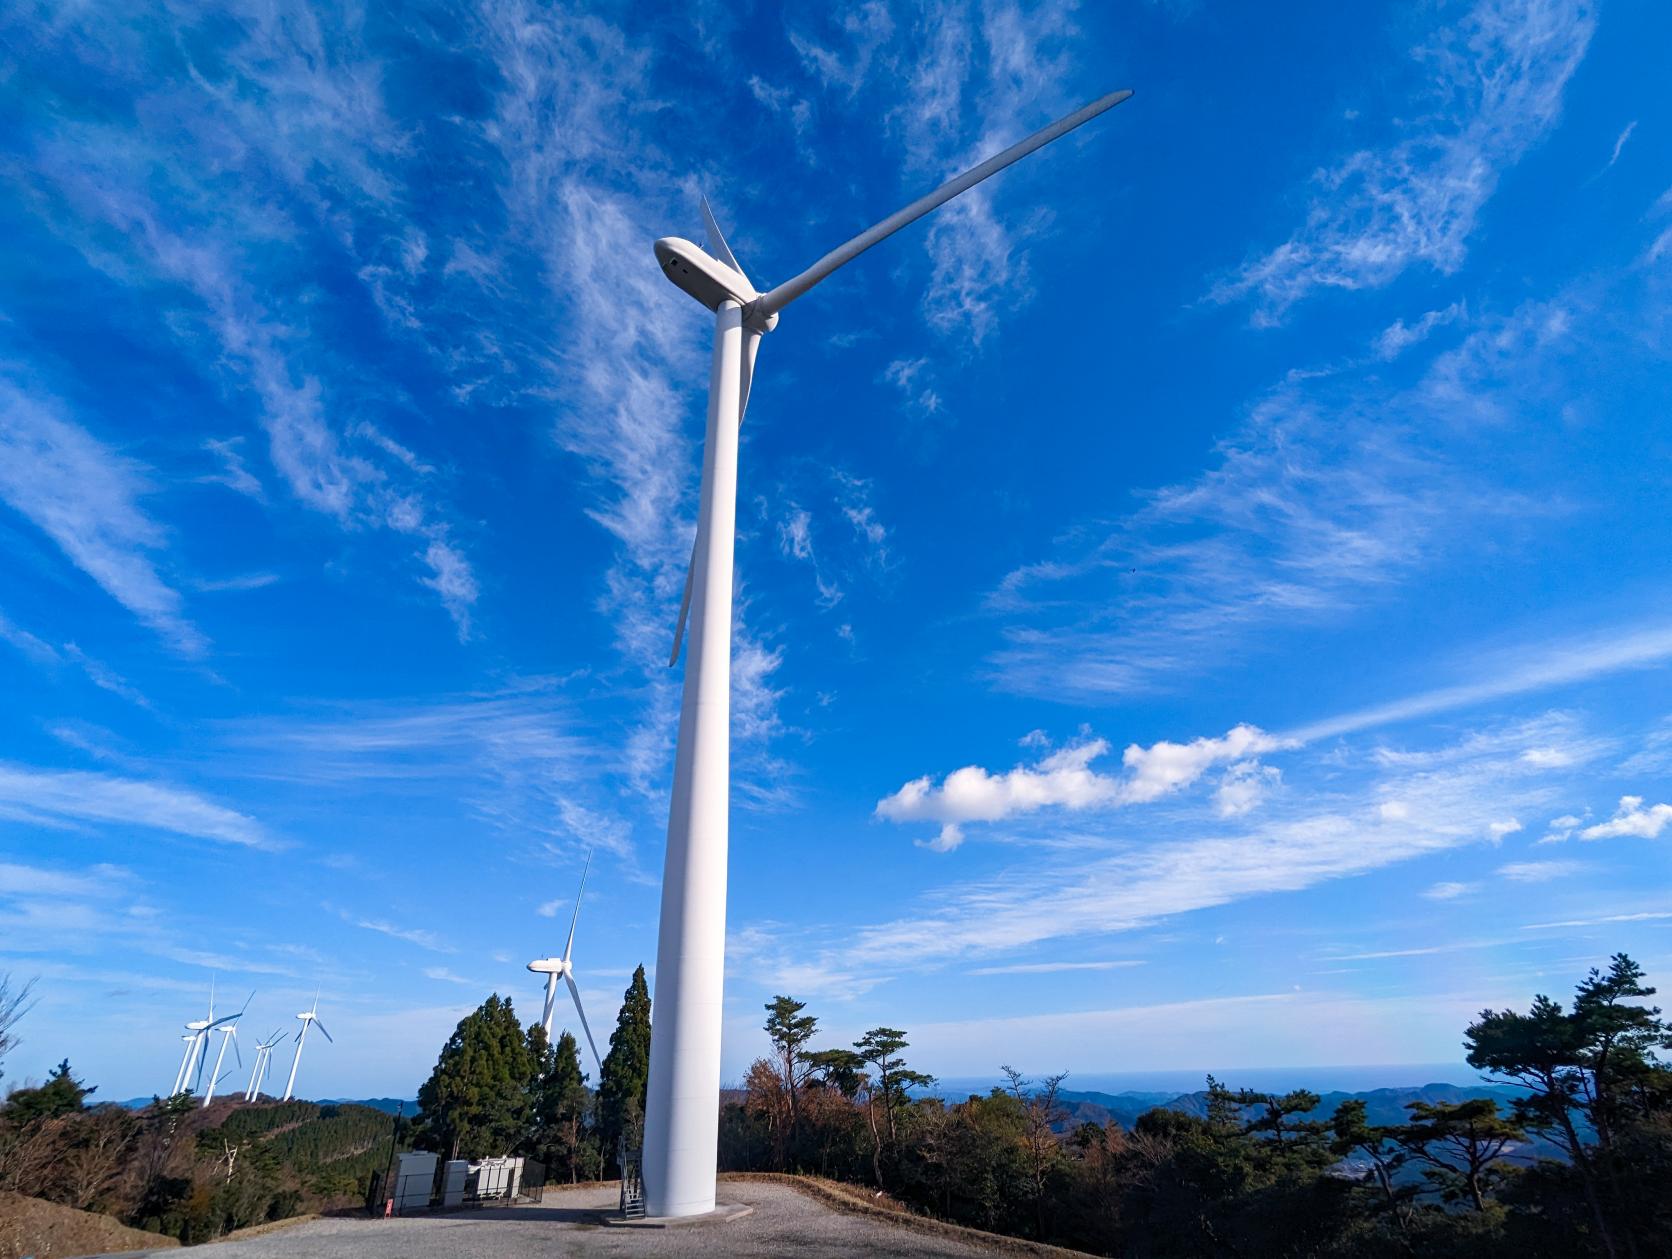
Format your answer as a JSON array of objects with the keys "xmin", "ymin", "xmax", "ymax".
[
  {"xmin": 531, "ymin": 1029, "xmax": 594, "ymax": 1182},
  {"xmin": 765, "ymin": 996, "xmax": 819, "ymax": 1144},
  {"xmin": 597, "ymin": 964, "xmax": 651, "ymax": 1171},
  {"xmin": 5, "ymin": 1058, "xmax": 94, "ymax": 1121},
  {"xmin": 414, "ymin": 994, "xmax": 536, "ymax": 1161}
]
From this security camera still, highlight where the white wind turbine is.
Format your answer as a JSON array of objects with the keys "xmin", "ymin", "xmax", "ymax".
[
  {"xmin": 528, "ymin": 853, "xmax": 602, "ymax": 1073},
  {"xmin": 200, "ymin": 992, "xmax": 253, "ymax": 1107},
  {"xmin": 280, "ymin": 992, "xmax": 333, "ymax": 1102},
  {"xmin": 245, "ymin": 1029, "xmax": 286, "ymax": 1101},
  {"xmin": 170, "ymin": 979, "xmax": 240, "ymax": 1096},
  {"xmin": 641, "ymin": 87, "xmax": 1134, "ymax": 1217}
]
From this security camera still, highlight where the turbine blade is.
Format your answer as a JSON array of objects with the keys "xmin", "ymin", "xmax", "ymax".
[
  {"xmin": 565, "ymin": 973, "xmax": 603, "ymax": 1072},
  {"xmin": 562, "ymin": 850, "xmax": 592, "ymax": 963},
  {"xmin": 700, "ymin": 195, "xmax": 752, "ymax": 291},
  {"xmin": 755, "ymin": 87, "xmax": 1133, "ymax": 317},
  {"xmin": 314, "ymin": 1020, "xmax": 333, "ymax": 1043},
  {"xmin": 669, "ymin": 531, "xmax": 698, "ymax": 667},
  {"xmin": 738, "ymin": 326, "xmax": 761, "ymax": 424},
  {"xmin": 231, "ymin": 1036, "xmax": 243, "ymax": 1069}
]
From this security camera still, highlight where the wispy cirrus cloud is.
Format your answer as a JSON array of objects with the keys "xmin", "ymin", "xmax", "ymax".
[
  {"xmin": 10, "ymin": 4, "xmax": 479, "ymax": 638},
  {"xmin": 1212, "ymin": 0, "xmax": 1594, "ymax": 322},
  {"xmin": 0, "ymin": 763, "xmax": 272, "ymax": 849},
  {"xmin": 0, "ymin": 377, "xmax": 203, "ymax": 653},
  {"xmin": 985, "ymin": 293, "xmax": 1603, "ymax": 703}
]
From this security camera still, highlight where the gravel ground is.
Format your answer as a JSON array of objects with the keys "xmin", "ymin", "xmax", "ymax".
[{"xmin": 96, "ymin": 1181, "xmax": 1013, "ymax": 1259}]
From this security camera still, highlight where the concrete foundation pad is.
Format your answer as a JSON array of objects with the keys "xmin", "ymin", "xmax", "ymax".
[{"xmin": 600, "ymin": 1202, "xmax": 755, "ymax": 1228}]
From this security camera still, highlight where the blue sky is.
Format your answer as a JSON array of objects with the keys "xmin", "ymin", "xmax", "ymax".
[{"xmin": 2, "ymin": 0, "xmax": 1669, "ymax": 1101}]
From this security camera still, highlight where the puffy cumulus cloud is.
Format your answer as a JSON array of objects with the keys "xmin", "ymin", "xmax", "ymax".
[
  {"xmin": 876, "ymin": 724, "xmax": 1287, "ymax": 851},
  {"xmin": 1580, "ymin": 796, "xmax": 1672, "ymax": 840},
  {"xmin": 1124, "ymin": 725, "xmax": 1287, "ymax": 805},
  {"xmin": 1215, "ymin": 761, "xmax": 1282, "ymax": 817}
]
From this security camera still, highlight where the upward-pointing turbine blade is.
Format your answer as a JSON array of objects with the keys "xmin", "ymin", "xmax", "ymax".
[
  {"xmin": 562, "ymin": 849, "xmax": 592, "ymax": 963},
  {"xmin": 564, "ymin": 972, "xmax": 603, "ymax": 1073},
  {"xmin": 699, "ymin": 195, "xmax": 752, "ymax": 292},
  {"xmin": 754, "ymin": 87, "xmax": 1133, "ymax": 318}
]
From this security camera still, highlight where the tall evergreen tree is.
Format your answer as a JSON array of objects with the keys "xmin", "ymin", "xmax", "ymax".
[
  {"xmin": 414, "ymin": 994, "xmax": 535, "ymax": 1161},
  {"xmin": 765, "ymin": 995, "xmax": 819, "ymax": 1142},
  {"xmin": 597, "ymin": 964, "xmax": 651, "ymax": 1170},
  {"xmin": 531, "ymin": 1029, "xmax": 594, "ymax": 1182}
]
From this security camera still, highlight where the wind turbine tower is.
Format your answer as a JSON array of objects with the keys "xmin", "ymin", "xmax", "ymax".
[
  {"xmin": 527, "ymin": 852, "xmax": 603, "ymax": 1073},
  {"xmin": 281, "ymin": 992, "xmax": 333, "ymax": 1102},
  {"xmin": 200, "ymin": 995, "xmax": 250, "ymax": 1108},
  {"xmin": 642, "ymin": 86, "xmax": 1133, "ymax": 1216},
  {"xmin": 245, "ymin": 1029, "xmax": 286, "ymax": 1101}
]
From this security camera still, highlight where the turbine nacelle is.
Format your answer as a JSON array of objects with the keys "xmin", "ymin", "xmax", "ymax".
[
  {"xmin": 655, "ymin": 237, "xmax": 757, "ymax": 312},
  {"xmin": 527, "ymin": 957, "xmax": 570, "ymax": 976}
]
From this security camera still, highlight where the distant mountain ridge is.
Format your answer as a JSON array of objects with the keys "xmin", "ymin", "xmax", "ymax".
[
  {"xmin": 1053, "ymin": 1081, "xmax": 1526, "ymax": 1132},
  {"xmin": 116, "ymin": 1095, "xmax": 416, "ymax": 1114}
]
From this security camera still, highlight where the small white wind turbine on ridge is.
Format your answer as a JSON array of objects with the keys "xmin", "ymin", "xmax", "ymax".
[
  {"xmin": 641, "ymin": 86, "xmax": 1134, "ymax": 1218},
  {"xmin": 170, "ymin": 978, "xmax": 241, "ymax": 1096},
  {"xmin": 528, "ymin": 852, "xmax": 602, "ymax": 1073},
  {"xmin": 245, "ymin": 1028, "xmax": 286, "ymax": 1101},
  {"xmin": 281, "ymin": 991, "xmax": 333, "ymax": 1102},
  {"xmin": 200, "ymin": 991, "xmax": 252, "ymax": 1107}
]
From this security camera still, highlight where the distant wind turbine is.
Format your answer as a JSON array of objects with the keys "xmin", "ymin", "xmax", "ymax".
[
  {"xmin": 280, "ymin": 991, "xmax": 333, "ymax": 1102},
  {"xmin": 170, "ymin": 978, "xmax": 241, "ymax": 1096},
  {"xmin": 641, "ymin": 86, "xmax": 1134, "ymax": 1218},
  {"xmin": 528, "ymin": 852, "xmax": 602, "ymax": 1073},
  {"xmin": 200, "ymin": 992, "xmax": 253, "ymax": 1107},
  {"xmin": 244, "ymin": 1028, "xmax": 287, "ymax": 1101}
]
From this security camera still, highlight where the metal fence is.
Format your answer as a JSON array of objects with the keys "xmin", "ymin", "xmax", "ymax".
[{"xmin": 369, "ymin": 1156, "xmax": 546, "ymax": 1215}]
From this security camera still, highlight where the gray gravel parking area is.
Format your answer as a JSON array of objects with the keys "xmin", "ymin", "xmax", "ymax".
[{"xmin": 143, "ymin": 1180, "xmax": 1017, "ymax": 1258}]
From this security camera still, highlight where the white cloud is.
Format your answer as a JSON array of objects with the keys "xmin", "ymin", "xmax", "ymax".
[
  {"xmin": 1214, "ymin": 0, "xmax": 1594, "ymax": 321},
  {"xmin": 969, "ymin": 960, "xmax": 1145, "ymax": 976},
  {"xmin": 1604, "ymin": 120, "xmax": 1636, "ymax": 170},
  {"xmin": 1376, "ymin": 301, "xmax": 1466, "ymax": 359},
  {"xmin": 0, "ymin": 608, "xmax": 58, "ymax": 666},
  {"xmin": 846, "ymin": 719, "xmax": 1577, "ymax": 966},
  {"xmin": 1286, "ymin": 622, "xmax": 1672, "ymax": 743},
  {"xmin": 1488, "ymin": 818, "xmax": 1524, "ymax": 840},
  {"xmin": 1423, "ymin": 881, "xmax": 1477, "ymax": 901},
  {"xmin": 1496, "ymin": 859, "xmax": 1582, "ymax": 883},
  {"xmin": 877, "ymin": 724, "xmax": 1286, "ymax": 851},
  {"xmin": 778, "ymin": 508, "xmax": 814, "ymax": 560},
  {"xmin": 423, "ymin": 967, "xmax": 475, "ymax": 986},
  {"xmin": 0, "ymin": 763, "xmax": 271, "ymax": 849},
  {"xmin": 0, "ymin": 379, "xmax": 204, "ymax": 654},
  {"xmin": 1580, "ymin": 796, "xmax": 1672, "ymax": 840},
  {"xmin": 1523, "ymin": 910, "xmax": 1672, "ymax": 930},
  {"xmin": 353, "ymin": 917, "xmax": 454, "ymax": 953}
]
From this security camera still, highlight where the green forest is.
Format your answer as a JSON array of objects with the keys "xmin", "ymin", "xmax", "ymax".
[
  {"xmin": 2, "ymin": 952, "xmax": 1667, "ymax": 1255},
  {"xmin": 413, "ymin": 952, "xmax": 1670, "ymax": 1257}
]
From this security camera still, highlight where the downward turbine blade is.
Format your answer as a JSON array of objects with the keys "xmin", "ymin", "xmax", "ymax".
[
  {"xmin": 700, "ymin": 195, "xmax": 752, "ymax": 292},
  {"xmin": 313, "ymin": 1020, "xmax": 333, "ymax": 1044},
  {"xmin": 669, "ymin": 328, "xmax": 761, "ymax": 668},
  {"xmin": 564, "ymin": 972, "xmax": 603, "ymax": 1072},
  {"xmin": 231, "ymin": 1035, "xmax": 243, "ymax": 1069},
  {"xmin": 755, "ymin": 87, "xmax": 1133, "ymax": 317},
  {"xmin": 669, "ymin": 533, "xmax": 698, "ymax": 667}
]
